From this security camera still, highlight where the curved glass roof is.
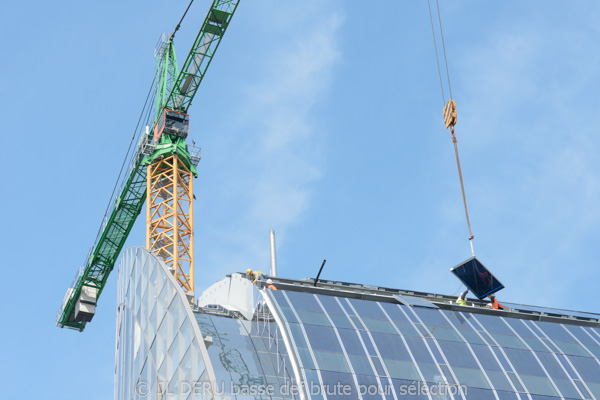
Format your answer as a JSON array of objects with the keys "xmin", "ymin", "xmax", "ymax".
[{"xmin": 263, "ymin": 287, "xmax": 600, "ymax": 400}]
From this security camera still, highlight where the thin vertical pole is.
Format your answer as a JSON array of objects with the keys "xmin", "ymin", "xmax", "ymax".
[{"xmin": 269, "ymin": 230, "xmax": 277, "ymax": 277}]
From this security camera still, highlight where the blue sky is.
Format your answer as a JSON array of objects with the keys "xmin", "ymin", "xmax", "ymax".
[{"xmin": 1, "ymin": 1, "xmax": 599, "ymax": 399}]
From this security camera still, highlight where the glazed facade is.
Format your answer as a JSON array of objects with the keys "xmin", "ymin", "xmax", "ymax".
[{"xmin": 116, "ymin": 248, "xmax": 600, "ymax": 400}]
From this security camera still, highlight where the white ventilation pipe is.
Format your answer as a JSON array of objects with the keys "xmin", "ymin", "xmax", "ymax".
[{"xmin": 269, "ymin": 230, "xmax": 277, "ymax": 277}]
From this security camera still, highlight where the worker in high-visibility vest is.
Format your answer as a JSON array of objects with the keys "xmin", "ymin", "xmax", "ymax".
[
  {"xmin": 266, "ymin": 278, "xmax": 277, "ymax": 290},
  {"xmin": 456, "ymin": 289, "xmax": 469, "ymax": 306},
  {"xmin": 486, "ymin": 294, "xmax": 504, "ymax": 310}
]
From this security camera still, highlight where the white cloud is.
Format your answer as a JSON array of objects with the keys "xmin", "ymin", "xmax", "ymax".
[{"xmin": 197, "ymin": 2, "xmax": 344, "ymax": 287}]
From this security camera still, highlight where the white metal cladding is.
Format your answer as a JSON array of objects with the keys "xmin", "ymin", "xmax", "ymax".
[
  {"xmin": 114, "ymin": 247, "xmax": 220, "ymax": 400},
  {"xmin": 196, "ymin": 273, "xmax": 258, "ymax": 320}
]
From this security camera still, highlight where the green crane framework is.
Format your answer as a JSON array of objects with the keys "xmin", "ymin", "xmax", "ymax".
[{"xmin": 57, "ymin": 0, "xmax": 240, "ymax": 332}]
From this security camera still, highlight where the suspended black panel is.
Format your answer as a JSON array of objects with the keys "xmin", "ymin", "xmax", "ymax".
[{"xmin": 450, "ymin": 257, "xmax": 504, "ymax": 299}]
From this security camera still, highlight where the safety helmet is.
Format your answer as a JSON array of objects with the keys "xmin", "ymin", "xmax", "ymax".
[
  {"xmin": 267, "ymin": 279, "xmax": 273, "ymax": 284},
  {"xmin": 246, "ymin": 268, "xmax": 252, "ymax": 274}
]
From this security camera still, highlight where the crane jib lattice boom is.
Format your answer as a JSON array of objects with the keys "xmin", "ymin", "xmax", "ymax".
[{"xmin": 57, "ymin": 0, "xmax": 240, "ymax": 332}]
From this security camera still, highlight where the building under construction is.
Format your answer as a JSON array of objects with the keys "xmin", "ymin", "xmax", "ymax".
[
  {"xmin": 53, "ymin": 2, "xmax": 600, "ymax": 400},
  {"xmin": 115, "ymin": 246, "xmax": 600, "ymax": 400}
]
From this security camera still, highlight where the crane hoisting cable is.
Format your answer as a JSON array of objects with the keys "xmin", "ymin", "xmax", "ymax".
[{"xmin": 428, "ymin": 0, "xmax": 475, "ymax": 256}]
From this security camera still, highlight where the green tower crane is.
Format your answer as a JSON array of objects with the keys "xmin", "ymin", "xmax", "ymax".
[{"xmin": 57, "ymin": 0, "xmax": 240, "ymax": 332}]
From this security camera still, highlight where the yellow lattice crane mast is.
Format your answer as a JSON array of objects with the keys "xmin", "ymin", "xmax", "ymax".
[{"xmin": 146, "ymin": 152, "xmax": 195, "ymax": 293}]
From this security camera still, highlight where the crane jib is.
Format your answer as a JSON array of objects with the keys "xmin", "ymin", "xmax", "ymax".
[{"xmin": 167, "ymin": 0, "xmax": 240, "ymax": 113}]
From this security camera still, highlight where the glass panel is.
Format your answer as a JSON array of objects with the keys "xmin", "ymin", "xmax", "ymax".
[
  {"xmin": 359, "ymin": 331, "xmax": 378, "ymax": 356},
  {"xmin": 296, "ymin": 310, "xmax": 331, "ymax": 326},
  {"xmin": 371, "ymin": 357, "xmax": 386, "ymax": 376},
  {"xmin": 319, "ymin": 371, "xmax": 359, "ymax": 400},
  {"xmin": 303, "ymin": 369, "xmax": 324, "ymax": 400},
  {"xmin": 313, "ymin": 350, "xmax": 351, "ymax": 373},
  {"xmin": 390, "ymin": 379, "xmax": 429, "ymax": 400},
  {"xmin": 438, "ymin": 364, "xmax": 455, "ymax": 384},
  {"xmin": 436, "ymin": 339, "xmax": 478, "ymax": 368},
  {"xmin": 413, "ymin": 323, "xmax": 430, "ymax": 337},
  {"xmin": 504, "ymin": 318, "xmax": 535, "ymax": 337},
  {"xmin": 565, "ymin": 326, "xmax": 598, "ymax": 345},
  {"xmin": 348, "ymin": 354, "xmax": 375, "ymax": 376},
  {"xmin": 370, "ymin": 332, "xmax": 411, "ymax": 360},
  {"xmin": 584, "ymin": 344, "xmax": 600, "ymax": 359},
  {"xmin": 347, "ymin": 298, "xmax": 387, "ymax": 319},
  {"xmin": 450, "ymin": 256, "xmax": 504, "ymax": 299},
  {"xmin": 470, "ymin": 343, "xmax": 503, "ymax": 371},
  {"xmin": 411, "ymin": 308, "xmax": 449, "ymax": 326},
  {"xmin": 285, "ymin": 291, "xmax": 322, "ymax": 312},
  {"xmin": 390, "ymin": 320, "xmax": 420, "ymax": 337},
  {"xmin": 361, "ymin": 317, "xmax": 397, "ymax": 334},
  {"xmin": 585, "ymin": 382, "xmax": 600, "ymax": 398},
  {"xmin": 507, "ymin": 372, "xmax": 525, "ymax": 392},
  {"xmin": 379, "ymin": 303, "xmax": 412, "ymax": 323},
  {"xmin": 316, "ymin": 294, "xmax": 345, "ymax": 314},
  {"xmin": 303, "ymin": 324, "xmax": 343, "ymax": 352},
  {"xmin": 554, "ymin": 340, "xmax": 591, "ymax": 357},
  {"xmin": 416, "ymin": 362, "xmax": 444, "ymax": 384},
  {"xmin": 496, "ymin": 391, "xmax": 520, "ymax": 400},
  {"xmin": 490, "ymin": 333, "xmax": 528, "ymax": 350},
  {"xmin": 463, "ymin": 387, "xmax": 497, "ymax": 400},
  {"xmin": 574, "ymin": 380, "xmax": 593, "ymax": 399},
  {"xmin": 297, "ymin": 347, "xmax": 315, "ymax": 369},
  {"xmin": 393, "ymin": 294, "xmax": 438, "ymax": 309},
  {"xmin": 452, "ymin": 366, "xmax": 490, "ymax": 389},
  {"xmin": 288, "ymin": 322, "xmax": 308, "ymax": 348},
  {"xmin": 430, "ymin": 326, "xmax": 464, "ymax": 342},
  {"xmin": 522, "ymin": 336, "xmax": 551, "ymax": 352},
  {"xmin": 553, "ymin": 378, "xmax": 584, "ymax": 399},
  {"xmin": 520, "ymin": 374, "xmax": 559, "ymax": 397},
  {"xmin": 536, "ymin": 321, "xmax": 578, "ymax": 342},
  {"xmin": 446, "ymin": 310, "xmax": 475, "ymax": 329},
  {"xmin": 503, "ymin": 347, "xmax": 545, "ymax": 376},
  {"xmin": 557, "ymin": 353, "xmax": 579, "ymax": 379},
  {"xmin": 567, "ymin": 355, "xmax": 600, "ymax": 383},
  {"xmin": 424, "ymin": 338, "xmax": 444, "ymax": 363},
  {"xmin": 355, "ymin": 374, "xmax": 383, "ymax": 400},
  {"xmin": 473, "ymin": 314, "xmax": 515, "ymax": 335},
  {"xmin": 486, "ymin": 370, "xmax": 514, "ymax": 392},
  {"xmin": 328, "ymin": 313, "xmax": 355, "ymax": 329},
  {"xmin": 349, "ymin": 315, "xmax": 366, "ymax": 330},
  {"xmin": 382, "ymin": 358, "xmax": 420, "ymax": 380},
  {"xmin": 535, "ymin": 351, "xmax": 569, "ymax": 379},
  {"xmin": 279, "ymin": 306, "xmax": 299, "ymax": 323},
  {"xmin": 338, "ymin": 328, "xmax": 368, "ymax": 356},
  {"xmin": 402, "ymin": 336, "xmax": 435, "ymax": 363},
  {"xmin": 541, "ymin": 338, "xmax": 562, "ymax": 353}
]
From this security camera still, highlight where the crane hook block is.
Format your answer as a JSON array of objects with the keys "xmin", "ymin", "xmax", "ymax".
[{"xmin": 443, "ymin": 99, "xmax": 457, "ymax": 129}]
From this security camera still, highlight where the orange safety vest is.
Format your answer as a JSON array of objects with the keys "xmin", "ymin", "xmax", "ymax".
[
  {"xmin": 267, "ymin": 284, "xmax": 277, "ymax": 290},
  {"xmin": 490, "ymin": 298, "xmax": 504, "ymax": 310}
]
